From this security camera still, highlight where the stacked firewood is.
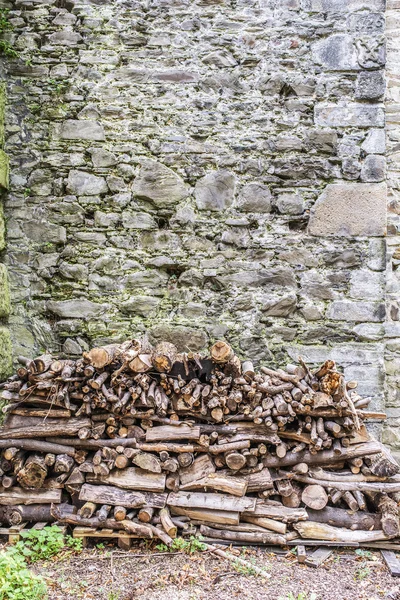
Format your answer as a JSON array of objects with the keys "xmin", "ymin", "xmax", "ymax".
[{"xmin": 0, "ymin": 338, "xmax": 399, "ymax": 548}]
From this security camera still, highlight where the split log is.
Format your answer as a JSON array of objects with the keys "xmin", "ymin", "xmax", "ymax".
[
  {"xmin": 241, "ymin": 515, "xmax": 287, "ymax": 535},
  {"xmin": 0, "ymin": 418, "xmax": 91, "ymax": 440},
  {"xmin": 79, "ymin": 484, "xmax": 146, "ymax": 508},
  {"xmin": 179, "ymin": 455, "xmax": 215, "ymax": 486},
  {"xmin": 243, "ymin": 500, "xmax": 308, "ymax": 523},
  {"xmin": 170, "ymin": 506, "xmax": 239, "ymax": 526},
  {"xmin": 368, "ymin": 492, "xmax": 400, "ymax": 538}
]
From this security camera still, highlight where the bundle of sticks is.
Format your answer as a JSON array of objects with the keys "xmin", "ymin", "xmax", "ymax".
[{"xmin": 0, "ymin": 338, "xmax": 399, "ymax": 548}]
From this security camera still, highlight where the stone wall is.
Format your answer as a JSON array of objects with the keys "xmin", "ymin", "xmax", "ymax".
[{"xmin": 0, "ymin": 1, "xmax": 392, "ymax": 443}]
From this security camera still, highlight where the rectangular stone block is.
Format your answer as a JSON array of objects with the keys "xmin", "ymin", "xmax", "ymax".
[
  {"xmin": 327, "ymin": 300, "xmax": 385, "ymax": 322},
  {"xmin": 314, "ymin": 103, "xmax": 385, "ymax": 127},
  {"xmin": 307, "ymin": 0, "xmax": 384, "ymax": 10},
  {"xmin": 308, "ymin": 183, "xmax": 387, "ymax": 237},
  {"xmin": 286, "ymin": 343, "xmax": 384, "ymax": 366}
]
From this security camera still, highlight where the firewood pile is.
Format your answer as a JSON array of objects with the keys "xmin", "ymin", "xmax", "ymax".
[{"xmin": 0, "ymin": 338, "xmax": 399, "ymax": 548}]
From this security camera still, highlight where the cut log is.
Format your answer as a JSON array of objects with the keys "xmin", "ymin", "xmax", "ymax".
[
  {"xmin": 86, "ymin": 468, "xmax": 166, "ymax": 493},
  {"xmin": 241, "ymin": 515, "xmax": 287, "ymax": 535},
  {"xmin": 225, "ymin": 452, "xmax": 246, "ymax": 471},
  {"xmin": 0, "ymin": 487, "xmax": 61, "ymax": 505},
  {"xmin": 210, "ymin": 341, "xmax": 234, "ymax": 364},
  {"xmin": 114, "ymin": 506, "xmax": 127, "ymax": 522},
  {"xmin": 145, "ymin": 425, "xmax": 200, "ymax": 442},
  {"xmin": 17, "ymin": 455, "xmax": 47, "ymax": 489},
  {"xmin": 160, "ymin": 507, "xmax": 177, "ymax": 538},
  {"xmin": 152, "ymin": 342, "xmax": 178, "ymax": 373},
  {"xmin": 79, "ymin": 484, "xmax": 146, "ymax": 508},
  {"xmin": 180, "ymin": 473, "xmax": 248, "ymax": 497},
  {"xmin": 244, "ymin": 500, "xmax": 308, "ymax": 523},
  {"xmin": 84, "ymin": 344, "xmax": 123, "ymax": 369},
  {"xmin": 294, "ymin": 521, "xmax": 389, "ymax": 543},
  {"xmin": 80, "ymin": 502, "xmax": 97, "ymax": 519},
  {"xmin": 132, "ymin": 453, "xmax": 162, "ymax": 474},
  {"xmin": 301, "ymin": 485, "xmax": 328, "ymax": 510},
  {"xmin": 199, "ymin": 524, "xmax": 286, "ymax": 545},
  {"xmin": 306, "ymin": 506, "xmax": 380, "ymax": 531},
  {"xmin": 167, "ymin": 491, "xmax": 256, "ymax": 513},
  {"xmin": 138, "ymin": 506, "xmax": 154, "ymax": 523},
  {"xmin": 0, "ymin": 418, "xmax": 91, "ymax": 440},
  {"xmin": 179, "ymin": 455, "xmax": 216, "ymax": 486}
]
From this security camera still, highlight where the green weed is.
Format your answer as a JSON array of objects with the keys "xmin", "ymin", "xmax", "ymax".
[
  {"xmin": 15, "ymin": 525, "xmax": 82, "ymax": 563},
  {"xmin": 0, "ymin": 547, "xmax": 47, "ymax": 599},
  {"xmin": 156, "ymin": 535, "xmax": 207, "ymax": 554}
]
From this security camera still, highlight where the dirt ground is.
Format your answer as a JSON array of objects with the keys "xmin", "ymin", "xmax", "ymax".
[{"xmin": 27, "ymin": 541, "xmax": 400, "ymax": 600}]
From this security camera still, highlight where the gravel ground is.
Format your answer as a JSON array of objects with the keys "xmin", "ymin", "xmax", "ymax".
[{"xmin": 26, "ymin": 542, "xmax": 400, "ymax": 600}]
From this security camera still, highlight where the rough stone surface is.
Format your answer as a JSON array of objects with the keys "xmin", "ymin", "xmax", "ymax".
[
  {"xmin": 0, "ymin": 0, "xmax": 393, "ymax": 448},
  {"xmin": 195, "ymin": 171, "xmax": 236, "ymax": 211},
  {"xmin": 308, "ymin": 183, "xmax": 387, "ymax": 237},
  {"xmin": 132, "ymin": 160, "xmax": 188, "ymax": 208}
]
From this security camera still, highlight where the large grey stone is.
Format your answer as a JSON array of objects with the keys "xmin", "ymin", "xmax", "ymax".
[
  {"xmin": 314, "ymin": 103, "xmax": 384, "ymax": 128},
  {"xmin": 47, "ymin": 299, "xmax": 108, "ymax": 318},
  {"xmin": 122, "ymin": 212, "xmax": 157, "ymax": 230},
  {"xmin": 327, "ymin": 301, "xmax": 385, "ymax": 322},
  {"xmin": 355, "ymin": 71, "xmax": 385, "ymax": 100},
  {"xmin": 308, "ymin": 0, "xmax": 384, "ymax": 10},
  {"xmin": 261, "ymin": 293, "xmax": 297, "ymax": 317},
  {"xmin": 60, "ymin": 120, "xmax": 105, "ymax": 141},
  {"xmin": 47, "ymin": 30, "xmax": 83, "ymax": 46},
  {"xmin": 149, "ymin": 324, "xmax": 208, "ymax": 351},
  {"xmin": 24, "ymin": 221, "xmax": 66, "ymax": 244},
  {"xmin": 308, "ymin": 183, "xmax": 386, "ymax": 237},
  {"xmin": 360, "ymin": 155, "xmax": 386, "ymax": 182},
  {"xmin": 121, "ymin": 296, "xmax": 160, "ymax": 317},
  {"xmin": 236, "ymin": 183, "xmax": 272, "ymax": 213},
  {"xmin": 312, "ymin": 35, "xmax": 358, "ymax": 70},
  {"xmin": 67, "ymin": 170, "xmax": 108, "ymax": 196},
  {"xmin": 350, "ymin": 270, "xmax": 384, "ymax": 300},
  {"xmin": 361, "ymin": 129, "xmax": 386, "ymax": 154},
  {"xmin": 276, "ymin": 192, "xmax": 304, "ymax": 215},
  {"xmin": 132, "ymin": 160, "xmax": 188, "ymax": 208},
  {"xmin": 195, "ymin": 170, "xmax": 236, "ymax": 211},
  {"xmin": 90, "ymin": 149, "xmax": 117, "ymax": 167}
]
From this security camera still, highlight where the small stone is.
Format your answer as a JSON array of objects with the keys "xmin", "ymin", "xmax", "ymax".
[
  {"xmin": 300, "ymin": 305, "xmax": 323, "ymax": 321},
  {"xmin": 350, "ymin": 270, "xmax": 384, "ymax": 299},
  {"xmin": 355, "ymin": 71, "xmax": 385, "ymax": 100},
  {"xmin": 314, "ymin": 103, "xmax": 384, "ymax": 127},
  {"xmin": 47, "ymin": 30, "xmax": 83, "ymax": 46},
  {"xmin": 195, "ymin": 170, "xmax": 235, "ymax": 211},
  {"xmin": 361, "ymin": 129, "xmax": 385, "ymax": 154},
  {"xmin": 67, "ymin": 170, "xmax": 108, "ymax": 196},
  {"xmin": 308, "ymin": 183, "xmax": 386, "ymax": 237},
  {"xmin": 121, "ymin": 296, "xmax": 160, "ymax": 316},
  {"xmin": 60, "ymin": 120, "xmax": 105, "ymax": 141},
  {"xmin": 327, "ymin": 301, "xmax": 385, "ymax": 322},
  {"xmin": 276, "ymin": 192, "xmax": 304, "ymax": 215},
  {"xmin": 261, "ymin": 293, "xmax": 297, "ymax": 317},
  {"xmin": 360, "ymin": 155, "xmax": 386, "ymax": 182},
  {"xmin": 236, "ymin": 183, "xmax": 272, "ymax": 213},
  {"xmin": 90, "ymin": 149, "xmax": 117, "ymax": 167},
  {"xmin": 63, "ymin": 338, "xmax": 82, "ymax": 355},
  {"xmin": 80, "ymin": 50, "xmax": 119, "ymax": 65},
  {"xmin": 47, "ymin": 299, "xmax": 108, "ymax": 318},
  {"xmin": 94, "ymin": 211, "xmax": 121, "ymax": 227},
  {"xmin": 132, "ymin": 160, "xmax": 188, "ymax": 208},
  {"xmin": 122, "ymin": 211, "xmax": 157, "ymax": 230}
]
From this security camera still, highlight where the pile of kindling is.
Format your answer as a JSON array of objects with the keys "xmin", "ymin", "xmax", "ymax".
[{"xmin": 0, "ymin": 338, "xmax": 399, "ymax": 548}]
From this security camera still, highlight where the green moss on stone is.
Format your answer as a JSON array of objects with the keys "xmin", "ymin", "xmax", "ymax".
[
  {"xmin": 0, "ymin": 326, "xmax": 12, "ymax": 381},
  {"xmin": 0, "ymin": 264, "xmax": 10, "ymax": 318},
  {"xmin": 0, "ymin": 149, "xmax": 9, "ymax": 190},
  {"xmin": 0, "ymin": 82, "xmax": 4, "ymax": 147}
]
